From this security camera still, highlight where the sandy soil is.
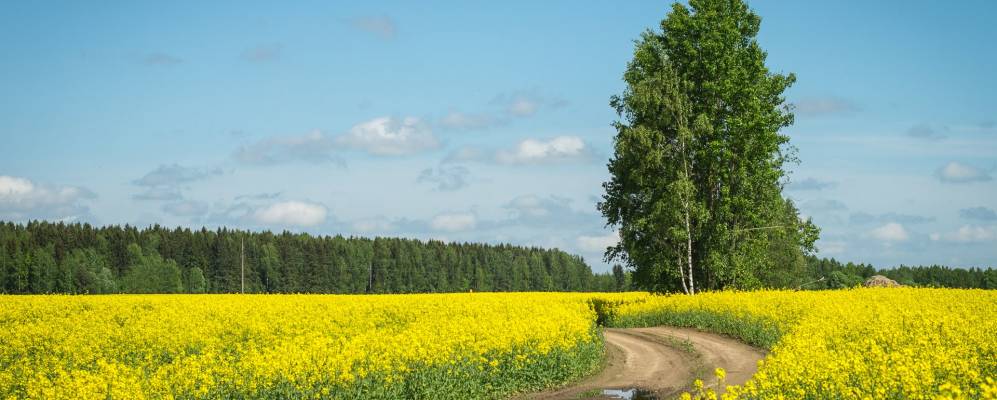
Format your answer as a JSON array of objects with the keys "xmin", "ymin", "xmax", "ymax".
[{"xmin": 520, "ymin": 327, "xmax": 764, "ymax": 399}]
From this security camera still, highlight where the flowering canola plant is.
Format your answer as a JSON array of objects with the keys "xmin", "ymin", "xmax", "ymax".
[
  {"xmin": 607, "ymin": 288, "xmax": 997, "ymax": 399},
  {"xmin": 3, "ymin": 289, "xmax": 995, "ymax": 399},
  {"xmin": 0, "ymin": 293, "xmax": 602, "ymax": 399}
]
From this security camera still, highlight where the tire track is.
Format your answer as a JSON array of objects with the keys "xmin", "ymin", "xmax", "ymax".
[{"xmin": 521, "ymin": 327, "xmax": 764, "ymax": 399}]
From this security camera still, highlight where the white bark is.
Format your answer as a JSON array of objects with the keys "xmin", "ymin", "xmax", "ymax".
[{"xmin": 677, "ymin": 253, "xmax": 689, "ymax": 295}]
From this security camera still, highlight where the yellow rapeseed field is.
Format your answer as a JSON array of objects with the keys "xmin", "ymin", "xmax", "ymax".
[
  {"xmin": 607, "ymin": 288, "xmax": 997, "ymax": 399},
  {"xmin": 2, "ymin": 289, "xmax": 995, "ymax": 399},
  {"xmin": 0, "ymin": 293, "xmax": 602, "ymax": 399}
]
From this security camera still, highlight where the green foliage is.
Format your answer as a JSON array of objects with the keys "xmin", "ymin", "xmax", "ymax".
[
  {"xmin": 121, "ymin": 244, "xmax": 184, "ymax": 294},
  {"xmin": 600, "ymin": 0, "xmax": 816, "ymax": 293},
  {"xmin": 187, "ymin": 266, "xmax": 207, "ymax": 294},
  {"xmin": 63, "ymin": 248, "xmax": 113, "ymax": 294},
  {"xmin": 827, "ymin": 270, "xmax": 864, "ymax": 289},
  {"xmin": 0, "ymin": 221, "xmax": 615, "ymax": 294},
  {"xmin": 609, "ymin": 308, "xmax": 782, "ymax": 350}
]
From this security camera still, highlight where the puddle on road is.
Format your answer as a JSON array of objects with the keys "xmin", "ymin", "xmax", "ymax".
[{"xmin": 601, "ymin": 388, "xmax": 658, "ymax": 400}]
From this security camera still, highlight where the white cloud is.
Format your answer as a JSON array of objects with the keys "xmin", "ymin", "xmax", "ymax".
[
  {"xmin": 496, "ymin": 136, "xmax": 589, "ymax": 164},
  {"xmin": 336, "ymin": 116, "xmax": 439, "ymax": 156},
  {"xmin": 0, "ymin": 175, "xmax": 96, "ymax": 221},
  {"xmin": 0, "ymin": 176, "xmax": 34, "ymax": 196},
  {"xmin": 430, "ymin": 212, "xmax": 476, "ymax": 232},
  {"xmin": 252, "ymin": 201, "xmax": 328, "ymax": 227},
  {"xmin": 935, "ymin": 161, "xmax": 992, "ymax": 183},
  {"xmin": 931, "ymin": 225, "xmax": 996, "ymax": 243},
  {"xmin": 576, "ymin": 231, "xmax": 619, "ymax": 253},
  {"xmin": 869, "ymin": 222, "xmax": 909, "ymax": 242}
]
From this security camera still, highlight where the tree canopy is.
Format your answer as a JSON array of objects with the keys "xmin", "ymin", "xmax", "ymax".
[{"xmin": 600, "ymin": 0, "xmax": 818, "ymax": 293}]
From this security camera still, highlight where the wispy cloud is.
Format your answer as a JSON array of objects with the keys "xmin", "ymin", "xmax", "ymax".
[
  {"xmin": 162, "ymin": 200, "xmax": 210, "ymax": 217},
  {"xmin": 576, "ymin": 231, "xmax": 619, "ymax": 254},
  {"xmin": 350, "ymin": 15, "xmax": 397, "ymax": 39},
  {"xmin": 417, "ymin": 166, "xmax": 470, "ymax": 191},
  {"xmin": 935, "ymin": 161, "xmax": 992, "ymax": 183},
  {"xmin": 492, "ymin": 90, "xmax": 567, "ymax": 117},
  {"xmin": 959, "ymin": 206, "xmax": 997, "ymax": 221},
  {"xmin": 235, "ymin": 192, "xmax": 282, "ymax": 201},
  {"xmin": 930, "ymin": 225, "xmax": 996, "ymax": 243},
  {"xmin": 437, "ymin": 110, "xmax": 504, "ymax": 131},
  {"xmin": 238, "ymin": 117, "xmax": 439, "ymax": 165},
  {"xmin": 133, "ymin": 187, "xmax": 183, "ymax": 201},
  {"xmin": 800, "ymin": 199, "xmax": 848, "ymax": 214},
  {"xmin": 431, "ymin": 90, "xmax": 565, "ymax": 132},
  {"xmin": 430, "ymin": 212, "xmax": 476, "ymax": 232},
  {"xmin": 849, "ymin": 211, "xmax": 934, "ymax": 225},
  {"xmin": 906, "ymin": 123, "xmax": 947, "ymax": 140},
  {"xmin": 503, "ymin": 194, "xmax": 599, "ymax": 228},
  {"xmin": 241, "ymin": 44, "xmax": 282, "ymax": 63},
  {"xmin": 786, "ymin": 177, "xmax": 837, "ymax": 191},
  {"xmin": 252, "ymin": 201, "xmax": 328, "ymax": 227},
  {"xmin": 141, "ymin": 52, "xmax": 183, "ymax": 66},
  {"xmin": 133, "ymin": 164, "xmax": 222, "ymax": 187},
  {"xmin": 351, "ymin": 217, "xmax": 397, "ymax": 233},
  {"xmin": 444, "ymin": 136, "xmax": 593, "ymax": 165},
  {"xmin": 235, "ymin": 130, "xmax": 342, "ymax": 166}
]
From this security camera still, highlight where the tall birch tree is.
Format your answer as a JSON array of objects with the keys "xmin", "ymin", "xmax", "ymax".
[{"xmin": 600, "ymin": 0, "xmax": 817, "ymax": 293}]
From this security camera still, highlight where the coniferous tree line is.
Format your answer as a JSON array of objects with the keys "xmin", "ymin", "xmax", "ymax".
[
  {"xmin": 0, "ymin": 221, "xmax": 624, "ymax": 294},
  {"xmin": 804, "ymin": 255, "xmax": 997, "ymax": 290}
]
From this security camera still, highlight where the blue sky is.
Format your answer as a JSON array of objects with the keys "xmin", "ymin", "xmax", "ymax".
[{"xmin": 1, "ymin": 1, "xmax": 995, "ymax": 272}]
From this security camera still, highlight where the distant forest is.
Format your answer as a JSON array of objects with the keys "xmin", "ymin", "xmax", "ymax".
[
  {"xmin": 805, "ymin": 256, "xmax": 997, "ymax": 290},
  {"xmin": 1, "ymin": 221, "xmax": 991, "ymax": 295},
  {"xmin": 0, "ymin": 221, "xmax": 623, "ymax": 294}
]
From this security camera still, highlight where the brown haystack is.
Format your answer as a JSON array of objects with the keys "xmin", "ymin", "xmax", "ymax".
[{"xmin": 863, "ymin": 275, "xmax": 901, "ymax": 288}]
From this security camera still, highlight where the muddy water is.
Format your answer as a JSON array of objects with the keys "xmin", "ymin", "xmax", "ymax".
[{"xmin": 601, "ymin": 388, "xmax": 658, "ymax": 399}]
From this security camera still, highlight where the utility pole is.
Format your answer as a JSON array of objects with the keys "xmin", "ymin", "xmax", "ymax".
[{"xmin": 240, "ymin": 236, "xmax": 245, "ymax": 294}]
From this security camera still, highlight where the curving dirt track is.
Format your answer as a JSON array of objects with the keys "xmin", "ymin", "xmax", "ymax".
[{"xmin": 521, "ymin": 327, "xmax": 764, "ymax": 399}]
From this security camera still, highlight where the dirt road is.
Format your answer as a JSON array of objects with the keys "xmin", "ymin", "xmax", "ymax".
[{"xmin": 522, "ymin": 327, "xmax": 764, "ymax": 399}]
